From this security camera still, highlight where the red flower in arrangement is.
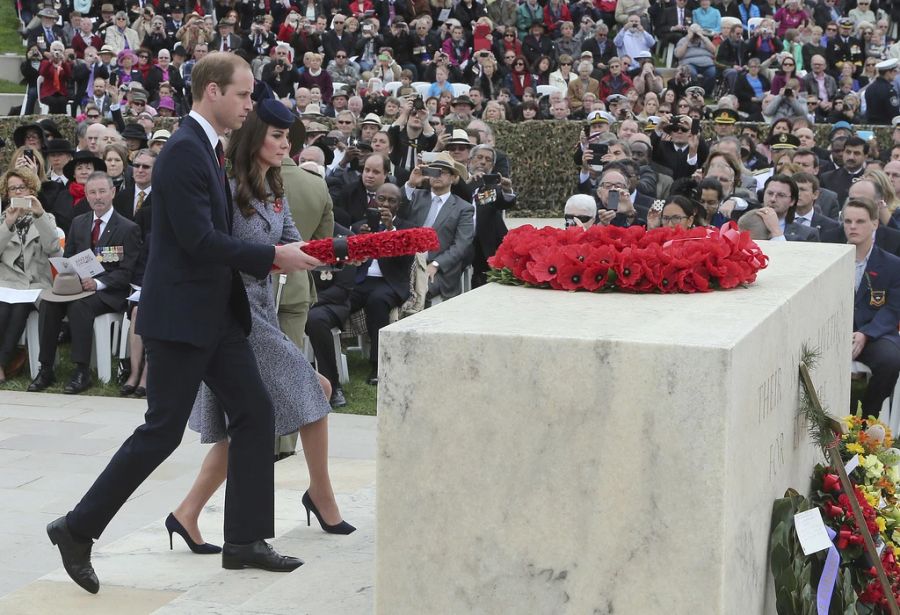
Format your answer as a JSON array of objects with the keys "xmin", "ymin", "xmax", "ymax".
[{"xmin": 487, "ymin": 223, "xmax": 767, "ymax": 294}]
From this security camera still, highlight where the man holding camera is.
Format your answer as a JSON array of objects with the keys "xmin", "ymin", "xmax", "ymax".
[
  {"xmin": 261, "ymin": 44, "xmax": 300, "ymax": 100},
  {"xmin": 674, "ymin": 24, "xmax": 717, "ymax": 96},
  {"xmin": 467, "ymin": 144, "xmax": 514, "ymax": 288},
  {"xmin": 388, "ymin": 96, "xmax": 437, "ymax": 185},
  {"xmin": 651, "ymin": 114, "xmax": 709, "ymax": 179},
  {"xmin": 350, "ymin": 181, "xmax": 414, "ymax": 386},
  {"xmin": 614, "ymin": 15, "xmax": 655, "ymax": 70},
  {"xmin": 244, "ymin": 16, "xmax": 277, "ymax": 59}
]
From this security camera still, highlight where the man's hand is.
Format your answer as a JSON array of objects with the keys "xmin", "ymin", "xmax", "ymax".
[
  {"xmin": 852, "ymin": 331, "xmax": 867, "ymax": 360},
  {"xmin": 758, "ymin": 207, "xmax": 782, "ymax": 237},
  {"xmin": 81, "ymin": 277, "xmax": 98, "ymax": 291},
  {"xmin": 597, "ymin": 209, "xmax": 616, "ymax": 226},
  {"xmin": 500, "ymin": 176, "xmax": 513, "ymax": 193},
  {"xmin": 408, "ymin": 163, "xmax": 425, "ymax": 187},
  {"xmin": 581, "ymin": 148, "xmax": 594, "ymax": 170},
  {"xmin": 273, "ymin": 242, "xmax": 323, "ymax": 272},
  {"xmin": 379, "ymin": 206, "xmax": 394, "ymax": 230}
]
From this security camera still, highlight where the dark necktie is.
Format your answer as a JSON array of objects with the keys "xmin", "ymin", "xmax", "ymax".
[
  {"xmin": 91, "ymin": 218, "xmax": 102, "ymax": 247},
  {"xmin": 45, "ymin": 28, "xmax": 54, "ymax": 43},
  {"xmin": 367, "ymin": 192, "xmax": 376, "ymax": 208},
  {"xmin": 215, "ymin": 140, "xmax": 225, "ymax": 170}
]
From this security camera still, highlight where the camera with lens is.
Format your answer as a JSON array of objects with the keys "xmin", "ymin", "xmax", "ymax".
[
  {"xmin": 783, "ymin": 88, "xmax": 793, "ymax": 97},
  {"xmin": 412, "ymin": 96, "xmax": 425, "ymax": 112},
  {"xmin": 276, "ymin": 59, "xmax": 285, "ymax": 66}
]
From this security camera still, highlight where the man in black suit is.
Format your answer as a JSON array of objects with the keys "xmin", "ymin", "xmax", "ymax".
[
  {"xmin": 844, "ymin": 197, "xmax": 900, "ymax": 415},
  {"xmin": 656, "ymin": 0, "xmax": 693, "ymax": 48},
  {"xmin": 820, "ymin": 136, "xmax": 867, "ymax": 207},
  {"xmin": 651, "ymin": 114, "xmax": 709, "ymax": 180},
  {"xmin": 29, "ymin": 172, "xmax": 141, "ymax": 395},
  {"xmin": 349, "ymin": 182, "xmax": 413, "ymax": 385},
  {"xmin": 821, "ymin": 178, "xmax": 900, "ymax": 258},
  {"xmin": 580, "ymin": 24, "xmax": 616, "ymax": 71},
  {"xmin": 792, "ymin": 173, "xmax": 839, "ymax": 235},
  {"xmin": 46, "ymin": 54, "xmax": 317, "ymax": 595},
  {"xmin": 331, "ymin": 152, "xmax": 390, "ymax": 227},
  {"xmin": 27, "ymin": 7, "xmax": 66, "ymax": 53},
  {"xmin": 467, "ymin": 144, "xmax": 513, "ymax": 287},
  {"xmin": 113, "ymin": 149, "xmax": 155, "ymax": 228}
]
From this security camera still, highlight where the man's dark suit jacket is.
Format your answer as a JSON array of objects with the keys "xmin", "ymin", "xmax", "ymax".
[
  {"xmin": 855, "ymin": 246, "xmax": 900, "ymax": 348},
  {"xmin": 113, "ymin": 179, "xmax": 153, "ymax": 237},
  {"xmin": 650, "ymin": 132, "xmax": 709, "ymax": 179},
  {"xmin": 137, "ymin": 115, "xmax": 274, "ymax": 347},
  {"xmin": 66, "ymin": 209, "xmax": 141, "ymax": 312},
  {"xmin": 820, "ymin": 166, "xmax": 865, "ymax": 210},
  {"xmin": 822, "ymin": 225, "xmax": 900, "ymax": 259},
  {"xmin": 331, "ymin": 179, "xmax": 371, "ymax": 228},
  {"xmin": 473, "ymin": 188, "xmax": 514, "ymax": 260}
]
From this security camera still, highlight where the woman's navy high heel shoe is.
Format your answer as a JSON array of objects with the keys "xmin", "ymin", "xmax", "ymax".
[
  {"xmin": 302, "ymin": 491, "xmax": 356, "ymax": 535},
  {"xmin": 165, "ymin": 513, "xmax": 222, "ymax": 554}
]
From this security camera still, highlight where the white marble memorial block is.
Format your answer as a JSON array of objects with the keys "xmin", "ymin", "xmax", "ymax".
[{"xmin": 377, "ymin": 241, "xmax": 854, "ymax": 614}]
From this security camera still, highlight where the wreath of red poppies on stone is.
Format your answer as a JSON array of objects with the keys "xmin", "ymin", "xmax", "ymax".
[
  {"xmin": 302, "ymin": 227, "xmax": 440, "ymax": 264},
  {"xmin": 487, "ymin": 223, "xmax": 768, "ymax": 293}
]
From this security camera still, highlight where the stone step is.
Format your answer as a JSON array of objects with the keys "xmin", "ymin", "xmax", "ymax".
[
  {"xmin": 0, "ymin": 393, "xmax": 376, "ymax": 614},
  {"xmin": 0, "ymin": 92, "xmax": 26, "ymax": 116},
  {"xmin": 0, "ymin": 53, "xmax": 25, "ymax": 83}
]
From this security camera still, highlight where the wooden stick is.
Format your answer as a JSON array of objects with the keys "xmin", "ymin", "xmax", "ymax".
[{"xmin": 799, "ymin": 363, "xmax": 900, "ymax": 615}]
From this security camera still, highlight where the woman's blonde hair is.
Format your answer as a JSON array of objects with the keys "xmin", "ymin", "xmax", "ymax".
[
  {"xmin": 864, "ymin": 169, "xmax": 900, "ymax": 212},
  {"xmin": 10, "ymin": 146, "xmax": 46, "ymax": 180},
  {"xmin": 0, "ymin": 168, "xmax": 41, "ymax": 199}
]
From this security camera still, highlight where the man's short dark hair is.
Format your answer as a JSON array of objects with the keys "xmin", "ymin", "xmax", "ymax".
[
  {"xmin": 844, "ymin": 136, "xmax": 869, "ymax": 154},
  {"xmin": 791, "ymin": 148, "xmax": 819, "ymax": 168},
  {"xmin": 843, "ymin": 197, "xmax": 878, "ymax": 221},
  {"xmin": 190, "ymin": 53, "xmax": 249, "ymax": 102},
  {"xmin": 792, "ymin": 171, "xmax": 819, "ymax": 192},
  {"xmin": 764, "ymin": 173, "xmax": 799, "ymax": 204},
  {"xmin": 698, "ymin": 177, "xmax": 723, "ymax": 199}
]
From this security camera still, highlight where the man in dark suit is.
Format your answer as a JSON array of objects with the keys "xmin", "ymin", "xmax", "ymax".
[
  {"xmin": 760, "ymin": 174, "xmax": 819, "ymax": 241},
  {"xmin": 467, "ymin": 144, "xmax": 513, "ymax": 287},
  {"xmin": 651, "ymin": 114, "xmax": 709, "ymax": 179},
  {"xmin": 331, "ymin": 153, "xmax": 389, "ymax": 227},
  {"xmin": 844, "ymin": 196, "xmax": 900, "ymax": 415},
  {"xmin": 27, "ymin": 7, "xmax": 66, "ymax": 53},
  {"xmin": 209, "ymin": 19, "xmax": 244, "ymax": 53},
  {"xmin": 820, "ymin": 136, "xmax": 868, "ymax": 206},
  {"xmin": 349, "ymin": 182, "xmax": 413, "ymax": 385},
  {"xmin": 792, "ymin": 173, "xmax": 839, "ymax": 235},
  {"xmin": 113, "ymin": 149, "xmax": 155, "ymax": 227},
  {"xmin": 28, "ymin": 172, "xmax": 141, "ymax": 395},
  {"xmin": 789, "ymin": 149, "xmax": 840, "ymax": 219},
  {"xmin": 401, "ymin": 154, "xmax": 476, "ymax": 301},
  {"xmin": 46, "ymin": 54, "xmax": 316, "ymax": 595},
  {"xmin": 656, "ymin": 0, "xmax": 692, "ymax": 49}
]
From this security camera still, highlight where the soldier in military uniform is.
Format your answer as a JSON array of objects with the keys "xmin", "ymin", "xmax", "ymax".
[
  {"xmin": 865, "ymin": 59, "xmax": 900, "ymax": 126},
  {"xmin": 827, "ymin": 18, "xmax": 865, "ymax": 77},
  {"xmin": 711, "ymin": 108, "xmax": 739, "ymax": 140}
]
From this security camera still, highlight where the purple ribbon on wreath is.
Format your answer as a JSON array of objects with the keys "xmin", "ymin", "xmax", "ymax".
[{"xmin": 816, "ymin": 526, "xmax": 840, "ymax": 615}]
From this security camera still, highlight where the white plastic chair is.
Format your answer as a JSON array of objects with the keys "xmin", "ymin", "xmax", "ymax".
[
  {"xmin": 35, "ymin": 76, "xmax": 49, "ymax": 114},
  {"xmin": 412, "ymin": 81, "xmax": 431, "ymax": 98},
  {"xmin": 536, "ymin": 84, "xmax": 560, "ymax": 98},
  {"xmin": 747, "ymin": 17, "xmax": 763, "ymax": 33},
  {"xmin": 25, "ymin": 310, "xmax": 40, "ymax": 379},
  {"xmin": 665, "ymin": 43, "xmax": 676, "ymax": 68},
  {"xmin": 91, "ymin": 312, "xmax": 123, "ymax": 384},
  {"xmin": 383, "ymin": 80, "xmax": 402, "ymax": 95},
  {"xmin": 451, "ymin": 82, "xmax": 470, "ymax": 97}
]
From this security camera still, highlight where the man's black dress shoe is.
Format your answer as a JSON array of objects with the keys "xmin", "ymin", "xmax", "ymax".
[
  {"xmin": 46, "ymin": 516, "xmax": 99, "ymax": 594},
  {"xmin": 221, "ymin": 540, "xmax": 304, "ymax": 572},
  {"xmin": 64, "ymin": 369, "xmax": 92, "ymax": 395},
  {"xmin": 27, "ymin": 367, "xmax": 55, "ymax": 392}
]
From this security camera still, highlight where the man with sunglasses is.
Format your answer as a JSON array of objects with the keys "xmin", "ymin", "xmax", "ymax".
[
  {"xmin": 651, "ymin": 113, "xmax": 709, "ymax": 179},
  {"xmin": 113, "ymin": 149, "xmax": 155, "ymax": 228},
  {"xmin": 564, "ymin": 194, "xmax": 598, "ymax": 229}
]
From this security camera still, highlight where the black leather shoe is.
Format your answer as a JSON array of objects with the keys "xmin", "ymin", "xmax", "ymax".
[
  {"xmin": 134, "ymin": 386, "xmax": 146, "ymax": 398},
  {"xmin": 27, "ymin": 367, "xmax": 55, "ymax": 392},
  {"xmin": 64, "ymin": 369, "xmax": 93, "ymax": 395},
  {"xmin": 119, "ymin": 384, "xmax": 136, "ymax": 396},
  {"xmin": 46, "ymin": 516, "xmax": 99, "ymax": 594},
  {"xmin": 221, "ymin": 540, "xmax": 303, "ymax": 572}
]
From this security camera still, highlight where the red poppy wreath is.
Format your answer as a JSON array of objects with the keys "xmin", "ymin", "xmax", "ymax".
[
  {"xmin": 301, "ymin": 227, "xmax": 440, "ymax": 264},
  {"xmin": 487, "ymin": 223, "xmax": 768, "ymax": 293}
]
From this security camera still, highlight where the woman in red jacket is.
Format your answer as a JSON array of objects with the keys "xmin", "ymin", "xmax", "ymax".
[
  {"xmin": 38, "ymin": 42, "xmax": 72, "ymax": 114},
  {"xmin": 543, "ymin": 0, "xmax": 572, "ymax": 38}
]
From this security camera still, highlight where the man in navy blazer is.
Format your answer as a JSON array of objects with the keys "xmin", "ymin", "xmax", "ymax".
[
  {"xmin": 845, "ymin": 197, "xmax": 900, "ymax": 416},
  {"xmin": 47, "ymin": 54, "xmax": 320, "ymax": 594}
]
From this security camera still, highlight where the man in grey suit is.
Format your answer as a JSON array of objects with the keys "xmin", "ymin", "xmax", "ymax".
[
  {"xmin": 762, "ymin": 174, "xmax": 820, "ymax": 242},
  {"xmin": 791, "ymin": 149, "xmax": 841, "ymax": 219},
  {"xmin": 401, "ymin": 152, "xmax": 475, "ymax": 301}
]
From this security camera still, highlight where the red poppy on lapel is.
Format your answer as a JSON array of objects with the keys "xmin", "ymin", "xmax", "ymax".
[{"xmin": 273, "ymin": 198, "xmax": 283, "ymax": 213}]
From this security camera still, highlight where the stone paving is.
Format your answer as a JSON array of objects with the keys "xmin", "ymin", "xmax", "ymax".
[{"xmin": 0, "ymin": 392, "xmax": 376, "ymax": 614}]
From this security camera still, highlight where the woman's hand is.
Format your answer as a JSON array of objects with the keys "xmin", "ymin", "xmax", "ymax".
[
  {"xmin": 646, "ymin": 207, "xmax": 661, "ymax": 229},
  {"xmin": 15, "ymin": 155, "xmax": 37, "ymax": 172},
  {"xmin": 28, "ymin": 195, "xmax": 45, "ymax": 217},
  {"xmin": 4, "ymin": 205, "xmax": 23, "ymax": 228}
]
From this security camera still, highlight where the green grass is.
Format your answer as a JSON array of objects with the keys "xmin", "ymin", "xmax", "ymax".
[
  {"xmin": 0, "ymin": 78, "xmax": 26, "ymax": 93},
  {"xmin": 0, "ymin": 340, "xmax": 377, "ymax": 416},
  {"xmin": 0, "ymin": 2, "xmax": 24, "ymax": 55}
]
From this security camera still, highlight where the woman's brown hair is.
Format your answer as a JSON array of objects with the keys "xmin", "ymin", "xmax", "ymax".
[{"xmin": 226, "ymin": 109, "xmax": 285, "ymax": 218}]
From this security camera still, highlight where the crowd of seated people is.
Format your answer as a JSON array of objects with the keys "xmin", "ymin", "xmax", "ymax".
[{"xmin": 4, "ymin": 0, "xmax": 900, "ymax": 413}]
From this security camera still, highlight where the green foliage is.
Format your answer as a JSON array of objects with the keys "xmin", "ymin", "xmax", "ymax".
[
  {"xmin": 0, "ymin": 2, "xmax": 24, "ymax": 55},
  {"xmin": 769, "ymin": 488, "xmax": 858, "ymax": 615}
]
